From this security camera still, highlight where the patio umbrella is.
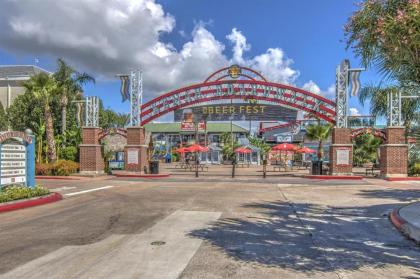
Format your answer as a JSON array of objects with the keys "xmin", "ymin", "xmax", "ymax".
[
  {"xmin": 175, "ymin": 147, "xmax": 191, "ymax": 153},
  {"xmin": 187, "ymin": 144, "xmax": 209, "ymax": 152},
  {"xmin": 296, "ymin": 147, "xmax": 316, "ymax": 153},
  {"xmin": 234, "ymin": 147, "xmax": 252, "ymax": 154},
  {"xmin": 271, "ymin": 143, "xmax": 297, "ymax": 151}
]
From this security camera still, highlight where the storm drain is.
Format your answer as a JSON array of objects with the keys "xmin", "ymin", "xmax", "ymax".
[{"xmin": 150, "ymin": 241, "xmax": 166, "ymax": 246}]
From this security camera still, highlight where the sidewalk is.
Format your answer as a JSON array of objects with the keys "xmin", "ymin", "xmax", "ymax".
[{"xmin": 390, "ymin": 202, "xmax": 420, "ymax": 244}]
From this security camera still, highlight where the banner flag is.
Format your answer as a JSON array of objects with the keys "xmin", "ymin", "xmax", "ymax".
[
  {"xmin": 119, "ymin": 75, "xmax": 130, "ymax": 102},
  {"xmin": 350, "ymin": 70, "xmax": 361, "ymax": 96}
]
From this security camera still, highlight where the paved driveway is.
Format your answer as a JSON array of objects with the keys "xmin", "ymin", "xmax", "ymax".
[{"xmin": 0, "ymin": 176, "xmax": 419, "ymax": 278}]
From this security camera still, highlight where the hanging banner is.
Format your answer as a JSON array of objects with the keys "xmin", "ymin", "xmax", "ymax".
[{"xmin": 181, "ymin": 121, "xmax": 206, "ymax": 131}]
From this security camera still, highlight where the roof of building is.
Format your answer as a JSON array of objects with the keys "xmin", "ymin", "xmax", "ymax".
[
  {"xmin": 0, "ymin": 65, "xmax": 51, "ymax": 79},
  {"xmin": 144, "ymin": 122, "xmax": 249, "ymax": 133}
]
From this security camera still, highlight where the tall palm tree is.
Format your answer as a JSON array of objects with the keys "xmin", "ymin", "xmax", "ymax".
[
  {"xmin": 53, "ymin": 59, "xmax": 95, "ymax": 134},
  {"xmin": 305, "ymin": 124, "xmax": 332, "ymax": 160},
  {"xmin": 23, "ymin": 73, "xmax": 58, "ymax": 162}
]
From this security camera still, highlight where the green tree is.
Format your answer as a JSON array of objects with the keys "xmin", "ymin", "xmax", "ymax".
[
  {"xmin": 248, "ymin": 136, "xmax": 271, "ymax": 158},
  {"xmin": 99, "ymin": 107, "xmax": 129, "ymax": 129},
  {"xmin": 53, "ymin": 58, "xmax": 95, "ymax": 135},
  {"xmin": 345, "ymin": 0, "xmax": 420, "ymax": 85},
  {"xmin": 22, "ymin": 73, "xmax": 58, "ymax": 162},
  {"xmin": 353, "ymin": 133, "xmax": 382, "ymax": 166},
  {"xmin": 0, "ymin": 103, "xmax": 8, "ymax": 131},
  {"xmin": 305, "ymin": 124, "xmax": 332, "ymax": 160}
]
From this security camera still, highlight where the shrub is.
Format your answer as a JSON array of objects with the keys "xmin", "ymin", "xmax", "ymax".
[
  {"xmin": 35, "ymin": 163, "xmax": 54, "ymax": 176},
  {"xmin": 0, "ymin": 185, "xmax": 50, "ymax": 203},
  {"xmin": 35, "ymin": 160, "xmax": 79, "ymax": 176},
  {"xmin": 59, "ymin": 146, "xmax": 78, "ymax": 162},
  {"xmin": 53, "ymin": 160, "xmax": 79, "ymax": 176}
]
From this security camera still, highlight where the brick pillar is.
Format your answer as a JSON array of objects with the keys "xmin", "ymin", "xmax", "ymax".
[
  {"xmin": 79, "ymin": 127, "xmax": 104, "ymax": 174},
  {"xmin": 329, "ymin": 128, "xmax": 353, "ymax": 175},
  {"xmin": 124, "ymin": 126, "xmax": 148, "ymax": 172},
  {"xmin": 380, "ymin": 127, "xmax": 408, "ymax": 178}
]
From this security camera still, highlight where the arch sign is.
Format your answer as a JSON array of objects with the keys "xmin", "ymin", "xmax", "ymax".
[
  {"xmin": 140, "ymin": 65, "xmax": 336, "ymax": 125},
  {"xmin": 0, "ymin": 131, "xmax": 35, "ymax": 188}
]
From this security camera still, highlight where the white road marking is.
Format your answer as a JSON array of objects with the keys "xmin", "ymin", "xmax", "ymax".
[
  {"xmin": 64, "ymin": 186, "xmax": 114, "ymax": 197},
  {"xmin": 50, "ymin": 186, "xmax": 76, "ymax": 192},
  {"xmin": 1, "ymin": 210, "xmax": 221, "ymax": 279}
]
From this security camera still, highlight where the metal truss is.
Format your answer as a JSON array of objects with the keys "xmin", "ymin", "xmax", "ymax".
[
  {"xmin": 85, "ymin": 96, "xmax": 99, "ymax": 127},
  {"xmin": 335, "ymin": 60, "xmax": 349, "ymax": 128},
  {"xmin": 140, "ymin": 80, "xmax": 336, "ymax": 126},
  {"xmin": 387, "ymin": 90, "xmax": 401, "ymax": 126},
  {"xmin": 130, "ymin": 70, "xmax": 142, "ymax": 127}
]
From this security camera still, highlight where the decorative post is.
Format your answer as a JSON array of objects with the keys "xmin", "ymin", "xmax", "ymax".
[
  {"xmin": 122, "ymin": 69, "xmax": 148, "ymax": 173},
  {"xmin": 330, "ymin": 60, "xmax": 353, "ymax": 175},
  {"xmin": 379, "ymin": 91, "xmax": 408, "ymax": 178},
  {"xmin": 25, "ymin": 131, "xmax": 36, "ymax": 187},
  {"xmin": 79, "ymin": 96, "xmax": 104, "ymax": 174}
]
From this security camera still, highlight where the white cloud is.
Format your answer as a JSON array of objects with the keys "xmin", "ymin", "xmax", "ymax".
[
  {"xmin": 0, "ymin": 0, "xmax": 313, "ymax": 100},
  {"xmin": 302, "ymin": 80, "xmax": 335, "ymax": 98},
  {"xmin": 349, "ymin": 107, "xmax": 360, "ymax": 116}
]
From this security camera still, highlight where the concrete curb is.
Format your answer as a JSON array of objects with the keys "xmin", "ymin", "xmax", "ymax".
[
  {"xmin": 304, "ymin": 175, "xmax": 363, "ymax": 180},
  {"xmin": 113, "ymin": 173, "xmax": 171, "ymax": 179},
  {"xmin": 389, "ymin": 204, "xmax": 420, "ymax": 244},
  {"xmin": 36, "ymin": 176, "xmax": 81, "ymax": 180},
  {"xmin": 385, "ymin": 177, "xmax": 420, "ymax": 181},
  {"xmin": 0, "ymin": 192, "xmax": 63, "ymax": 213}
]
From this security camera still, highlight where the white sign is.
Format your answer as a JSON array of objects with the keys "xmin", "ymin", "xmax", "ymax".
[
  {"xmin": 276, "ymin": 135, "xmax": 292, "ymax": 143},
  {"xmin": 1, "ymin": 176, "xmax": 26, "ymax": 185},
  {"xmin": 1, "ymin": 169, "xmax": 26, "ymax": 176},
  {"xmin": 336, "ymin": 149, "xmax": 350, "ymax": 165},
  {"xmin": 127, "ymin": 149, "xmax": 138, "ymax": 165},
  {"xmin": 1, "ymin": 143, "xmax": 27, "ymax": 186}
]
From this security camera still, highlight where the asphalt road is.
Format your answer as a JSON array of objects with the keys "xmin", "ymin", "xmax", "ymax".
[{"xmin": 0, "ymin": 176, "xmax": 419, "ymax": 278}]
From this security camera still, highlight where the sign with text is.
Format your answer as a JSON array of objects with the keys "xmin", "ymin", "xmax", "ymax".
[
  {"xmin": 127, "ymin": 149, "xmax": 139, "ymax": 165},
  {"xmin": 181, "ymin": 121, "xmax": 206, "ymax": 131},
  {"xmin": 336, "ymin": 149, "xmax": 350, "ymax": 166},
  {"xmin": 0, "ymin": 144, "xmax": 27, "ymax": 186},
  {"xmin": 174, "ymin": 104, "xmax": 297, "ymax": 122}
]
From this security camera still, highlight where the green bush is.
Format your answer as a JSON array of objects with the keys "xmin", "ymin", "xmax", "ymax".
[
  {"xmin": 35, "ymin": 160, "xmax": 79, "ymax": 176},
  {"xmin": 0, "ymin": 185, "xmax": 50, "ymax": 203},
  {"xmin": 59, "ymin": 146, "xmax": 78, "ymax": 162}
]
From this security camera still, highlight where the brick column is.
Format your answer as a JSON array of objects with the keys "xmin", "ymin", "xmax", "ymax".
[
  {"xmin": 79, "ymin": 127, "xmax": 104, "ymax": 174},
  {"xmin": 329, "ymin": 128, "xmax": 353, "ymax": 175},
  {"xmin": 124, "ymin": 126, "xmax": 148, "ymax": 172},
  {"xmin": 380, "ymin": 127, "xmax": 408, "ymax": 178}
]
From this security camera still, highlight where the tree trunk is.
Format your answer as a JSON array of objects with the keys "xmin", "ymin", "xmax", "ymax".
[
  {"xmin": 318, "ymin": 140, "xmax": 324, "ymax": 161},
  {"xmin": 44, "ymin": 104, "xmax": 57, "ymax": 163},
  {"xmin": 61, "ymin": 94, "xmax": 68, "ymax": 135}
]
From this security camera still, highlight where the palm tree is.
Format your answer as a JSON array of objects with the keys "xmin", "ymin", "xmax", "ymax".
[
  {"xmin": 359, "ymin": 84, "xmax": 420, "ymax": 131},
  {"xmin": 305, "ymin": 124, "xmax": 332, "ymax": 161},
  {"xmin": 23, "ymin": 73, "xmax": 58, "ymax": 162},
  {"xmin": 53, "ymin": 59, "xmax": 95, "ymax": 134}
]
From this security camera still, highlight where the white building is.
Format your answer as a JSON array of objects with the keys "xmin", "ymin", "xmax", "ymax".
[{"xmin": 0, "ymin": 65, "xmax": 51, "ymax": 109}]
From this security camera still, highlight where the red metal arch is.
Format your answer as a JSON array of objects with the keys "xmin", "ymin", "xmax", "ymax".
[
  {"xmin": 98, "ymin": 128, "xmax": 127, "ymax": 141},
  {"xmin": 351, "ymin": 128, "xmax": 386, "ymax": 141},
  {"xmin": 204, "ymin": 66, "xmax": 267, "ymax": 82},
  {"xmin": 140, "ymin": 80, "xmax": 336, "ymax": 126}
]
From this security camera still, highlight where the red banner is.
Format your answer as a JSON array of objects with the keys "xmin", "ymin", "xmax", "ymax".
[{"xmin": 181, "ymin": 122, "xmax": 206, "ymax": 131}]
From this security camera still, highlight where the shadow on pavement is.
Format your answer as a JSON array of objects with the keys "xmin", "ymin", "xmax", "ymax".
[
  {"xmin": 357, "ymin": 189, "xmax": 420, "ymax": 203},
  {"xmin": 190, "ymin": 200, "xmax": 420, "ymax": 274}
]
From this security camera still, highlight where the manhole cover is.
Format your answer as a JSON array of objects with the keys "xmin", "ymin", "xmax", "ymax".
[{"xmin": 151, "ymin": 241, "xmax": 166, "ymax": 246}]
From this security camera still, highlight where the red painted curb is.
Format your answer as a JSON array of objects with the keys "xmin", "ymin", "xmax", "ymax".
[
  {"xmin": 385, "ymin": 177, "xmax": 420, "ymax": 181},
  {"xmin": 36, "ymin": 176, "xmax": 81, "ymax": 180},
  {"xmin": 389, "ymin": 208, "xmax": 406, "ymax": 230},
  {"xmin": 304, "ymin": 175, "xmax": 363, "ymax": 180},
  {"xmin": 114, "ymin": 173, "xmax": 171, "ymax": 179},
  {"xmin": 0, "ymin": 192, "xmax": 63, "ymax": 213}
]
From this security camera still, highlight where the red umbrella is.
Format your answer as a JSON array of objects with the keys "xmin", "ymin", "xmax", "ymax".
[
  {"xmin": 296, "ymin": 147, "xmax": 316, "ymax": 154},
  {"xmin": 271, "ymin": 143, "xmax": 297, "ymax": 151},
  {"xmin": 235, "ymin": 147, "xmax": 252, "ymax": 154},
  {"xmin": 187, "ymin": 144, "xmax": 209, "ymax": 152},
  {"xmin": 175, "ymin": 147, "xmax": 191, "ymax": 153}
]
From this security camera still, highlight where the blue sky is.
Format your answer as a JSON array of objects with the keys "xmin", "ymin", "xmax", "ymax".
[{"xmin": 0, "ymin": 0, "xmax": 381, "ymax": 120}]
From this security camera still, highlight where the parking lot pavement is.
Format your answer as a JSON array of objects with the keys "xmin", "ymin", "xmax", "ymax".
[{"xmin": 0, "ymin": 176, "xmax": 419, "ymax": 278}]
